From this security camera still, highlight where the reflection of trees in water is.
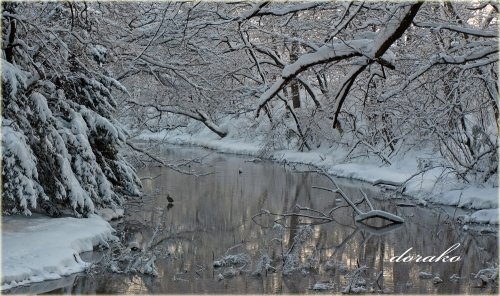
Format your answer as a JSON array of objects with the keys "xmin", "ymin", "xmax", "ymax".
[
  {"xmin": 51, "ymin": 151, "xmax": 497, "ymax": 294},
  {"xmin": 284, "ymin": 172, "xmax": 307, "ymax": 249},
  {"xmin": 252, "ymin": 202, "xmax": 497, "ymax": 294}
]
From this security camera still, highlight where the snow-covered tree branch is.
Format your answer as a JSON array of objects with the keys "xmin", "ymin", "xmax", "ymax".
[{"xmin": 2, "ymin": 2, "xmax": 141, "ymax": 216}]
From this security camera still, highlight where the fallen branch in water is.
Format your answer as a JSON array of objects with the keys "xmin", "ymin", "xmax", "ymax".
[
  {"xmin": 252, "ymin": 207, "xmax": 333, "ymax": 227},
  {"xmin": 140, "ymin": 174, "xmax": 161, "ymax": 181},
  {"xmin": 253, "ymin": 166, "xmax": 404, "ymax": 225},
  {"xmin": 317, "ymin": 169, "xmax": 404, "ymax": 224}
]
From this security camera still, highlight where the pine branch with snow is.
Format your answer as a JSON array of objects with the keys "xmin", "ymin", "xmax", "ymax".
[{"xmin": 1, "ymin": 3, "xmax": 141, "ymax": 217}]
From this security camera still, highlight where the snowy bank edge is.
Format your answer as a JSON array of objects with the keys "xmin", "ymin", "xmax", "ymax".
[{"xmin": 1, "ymin": 214, "xmax": 117, "ymax": 291}]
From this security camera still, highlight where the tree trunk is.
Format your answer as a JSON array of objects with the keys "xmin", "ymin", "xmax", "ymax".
[{"xmin": 289, "ymin": 36, "xmax": 300, "ymax": 108}]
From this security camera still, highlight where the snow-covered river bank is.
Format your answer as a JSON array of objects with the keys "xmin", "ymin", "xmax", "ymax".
[{"xmin": 1, "ymin": 214, "xmax": 116, "ymax": 290}]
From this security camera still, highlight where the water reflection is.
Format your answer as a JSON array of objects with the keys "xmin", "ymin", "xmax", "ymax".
[{"xmin": 6, "ymin": 144, "xmax": 497, "ymax": 294}]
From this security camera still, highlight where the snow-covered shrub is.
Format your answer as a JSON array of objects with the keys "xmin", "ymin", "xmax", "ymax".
[
  {"xmin": 252, "ymin": 253, "xmax": 276, "ymax": 276},
  {"xmin": 1, "ymin": 2, "xmax": 141, "ymax": 216},
  {"xmin": 283, "ymin": 225, "xmax": 313, "ymax": 275},
  {"xmin": 342, "ymin": 265, "xmax": 368, "ymax": 293},
  {"xmin": 213, "ymin": 253, "xmax": 251, "ymax": 268}
]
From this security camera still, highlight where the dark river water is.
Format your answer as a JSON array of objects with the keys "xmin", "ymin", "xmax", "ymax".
[{"xmin": 6, "ymin": 144, "xmax": 498, "ymax": 294}]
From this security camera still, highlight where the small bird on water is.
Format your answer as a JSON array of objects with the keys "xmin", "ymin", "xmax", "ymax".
[{"xmin": 166, "ymin": 194, "xmax": 174, "ymax": 203}]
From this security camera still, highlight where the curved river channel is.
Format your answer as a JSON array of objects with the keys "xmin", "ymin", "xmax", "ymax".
[{"xmin": 6, "ymin": 144, "xmax": 498, "ymax": 294}]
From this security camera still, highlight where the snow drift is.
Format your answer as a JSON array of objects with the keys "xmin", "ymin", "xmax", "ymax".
[{"xmin": 1, "ymin": 214, "xmax": 117, "ymax": 291}]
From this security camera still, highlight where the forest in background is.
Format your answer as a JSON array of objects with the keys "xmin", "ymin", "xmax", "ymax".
[{"xmin": 1, "ymin": 1, "xmax": 498, "ymax": 216}]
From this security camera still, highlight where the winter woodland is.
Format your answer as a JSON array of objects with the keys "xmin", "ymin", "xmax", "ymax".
[
  {"xmin": 2, "ymin": 1, "xmax": 497, "ymax": 215},
  {"xmin": 1, "ymin": 1, "xmax": 498, "ymax": 293}
]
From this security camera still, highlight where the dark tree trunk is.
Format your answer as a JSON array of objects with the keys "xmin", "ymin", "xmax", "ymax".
[
  {"xmin": 3, "ymin": 3, "xmax": 17, "ymax": 63},
  {"xmin": 290, "ymin": 36, "xmax": 300, "ymax": 108}
]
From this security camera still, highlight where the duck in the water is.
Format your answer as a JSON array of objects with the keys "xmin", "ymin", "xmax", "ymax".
[{"xmin": 166, "ymin": 194, "xmax": 174, "ymax": 204}]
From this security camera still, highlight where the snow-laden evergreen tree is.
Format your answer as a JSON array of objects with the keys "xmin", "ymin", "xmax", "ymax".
[{"xmin": 2, "ymin": 2, "xmax": 141, "ymax": 216}]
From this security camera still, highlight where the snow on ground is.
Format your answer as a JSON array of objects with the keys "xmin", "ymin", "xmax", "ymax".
[
  {"xmin": 459, "ymin": 209, "xmax": 499, "ymax": 225},
  {"xmin": 134, "ymin": 129, "xmax": 498, "ymax": 224},
  {"xmin": 439, "ymin": 188, "xmax": 499, "ymax": 210},
  {"xmin": 1, "ymin": 214, "xmax": 117, "ymax": 291}
]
